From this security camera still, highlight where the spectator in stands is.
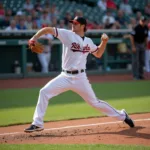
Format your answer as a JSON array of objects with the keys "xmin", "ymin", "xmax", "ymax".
[
  {"xmin": 43, "ymin": 0, "xmax": 50, "ymax": 9},
  {"xmin": 136, "ymin": 11, "xmax": 142, "ymax": 23},
  {"xmin": 40, "ymin": 9, "xmax": 51, "ymax": 28},
  {"xmin": 16, "ymin": 18, "xmax": 27, "ymax": 30},
  {"xmin": 63, "ymin": 12, "xmax": 72, "ymax": 26},
  {"xmin": 5, "ymin": 20, "xmax": 18, "ymax": 31},
  {"xmin": 97, "ymin": 0, "xmax": 107, "ymax": 12},
  {"xmin": 30, "ymin": 9, "xmax": 41, "ymax": 28},
  {"xmin": 5, "ymin": 9, "xmax": 14, "ymax": 18},
  {"xmin": 145, "ymin": 23, "xmax": 150, "ymax": 73},
  {"xmin": 94, "ymin": 21, "xmax": 103, "ymax": 29},
  {"xmin": 144, "ymin": 2, "xmax": 150, "ymax": 17},
  {"xmin": 102, "ymin": 10, "xmax": 115, "ymax": 28},
  {"xmin": 0, "ymin": 14, "xmax": 10, "ymax": 29},
  {"xmin": 13, "ymin": 15, "xmax": 19, "ymax": 26},
  {"xmin": 103, "ymin": 18, "xmax": 112, "ymax": 29},
  {"xmin": 31, "ymin": 9, "xmax": 38, "ymax": 20},
  {"xmin": 119, "ymin": 0, "xmax": 133, "ymax": 15},
  {"xmin": 23, "ymin": 0, "xmax": 33, "ymax": 13},
  {"xmin": 34, "ymin": 0, "xmax": 43, "ymax": 13},
  {"xmin": 115, "ymin": 10, "xmax": 127, "ymax": 28},
  {"xmin": 0, "ymin": 2, "xmax": 5, "ymax": 19},
  {"xmin": 14, "ymin": 11, "xmax": 24, "ymax": 27},
  {"xmin": 51, "ymin": 16, "xmax": 58, "ymax": 27},
  {"xmin": 74, "ymin": 9, "xmax": 83, "ymax": 17},
  {"xmin": 16, "ymin": 10, "xmax": 24, "ymax": 19},
  {"xmin": 3, "ymin": 9, "xmax": 14, "ymax": 25},
  {"xmin": 25, "ymin": 15, "xmax": 33, "ymax": 29},
  {"xmin": 111, "ymin": 21, "xmax": 121, "ymax": 29},
  {"xmin": 58, "ymin": 19, "xmax": 67, "ymax": 29},
  {"xmin": 127, "ymin": 17, "xmax": 137, "ymax": 29},
  {"xmin": 106, "ymin": 0, "xmax": 117, "ymax": 10},
  {"xmin": 130, "ymin": 16, "xmax": 148, "ymax": 80},
  {"xmin": 86, "ymin": 19, "xmax": 97, "ymax": 29},
  {"xmin": 50, "ymin": 4, "xmax": 59, "ymax": 20},
  {"xmin": 67, "ymin": 21, "xmax": 72, "ymax": 30},
  {"xmin": 32, "ymin": 20, "xmax": 39, "ymax": 29}
]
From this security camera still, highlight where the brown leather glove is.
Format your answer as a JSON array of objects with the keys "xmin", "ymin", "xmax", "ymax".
[{"xmin": 28, "ymin": 40, "xmax": 44, "ymax": 54}]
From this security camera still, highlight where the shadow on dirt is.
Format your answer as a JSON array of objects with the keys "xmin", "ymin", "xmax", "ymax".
[{"xmin": 30, "ymin": 126, "xmax": 150, "ymax": 140}]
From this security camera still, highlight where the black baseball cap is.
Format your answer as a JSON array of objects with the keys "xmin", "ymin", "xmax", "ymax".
[{"xmin": 69, "ymin": 16, "xmax": 87, "ymax": 25}]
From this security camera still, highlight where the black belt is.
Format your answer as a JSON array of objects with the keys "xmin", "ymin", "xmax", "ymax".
[{"xmin": 62, "ymin": 69, "xmax": 85, "ymax": 74}]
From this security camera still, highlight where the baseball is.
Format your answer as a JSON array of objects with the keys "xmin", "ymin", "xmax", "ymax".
[{"xmin": 102, "ymin": 33, "xmax": 108, "ymax": 39}]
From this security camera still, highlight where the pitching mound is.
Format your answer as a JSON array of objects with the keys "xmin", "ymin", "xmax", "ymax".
[{"xmin": 0, "ymin": 113, "xmax": 150, "ymax": 145}]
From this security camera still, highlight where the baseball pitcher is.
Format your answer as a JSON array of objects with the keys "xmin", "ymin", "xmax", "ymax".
[{"xmin": 25, "ymin": 16, "xmax": 134, "ymax": 132}]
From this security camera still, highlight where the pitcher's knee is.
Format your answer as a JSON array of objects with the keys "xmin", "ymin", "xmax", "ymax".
[
  {"xmin": 40, "ymin": 84, "xmax": 52, "ymax": 93},
  {"xmin": 39, "ymin": 88, "xmax": 46, "ymax": 96},
  {"xmin": 88, "ymin": 98, "xmax": 100, "ymax": 107},
  {"xmin": 40, "ymin": 86, "xmax": 51, "ymax": 96},
  {"xmin": 39, "ymin": 86, "xmax": 56, "ymax": 100}
]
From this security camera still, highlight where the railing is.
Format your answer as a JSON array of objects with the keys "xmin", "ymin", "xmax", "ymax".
[
  {"xmin": 0, "ymin": 29, "xmax": 132, "ymax": 79},
  {"xmin": 0, "ymin": 29, "xmax": 132, "ymax": 37}
]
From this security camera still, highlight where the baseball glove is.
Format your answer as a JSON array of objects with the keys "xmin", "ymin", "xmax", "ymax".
[{"xmin": 28, "ymin": 40, "xmax": 44, "ymax": 54}]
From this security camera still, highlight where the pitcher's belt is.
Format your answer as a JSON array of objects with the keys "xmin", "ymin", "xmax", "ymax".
[{"xmin": 62, "ymin": 69, "xmax": 85, "ymax": 74}]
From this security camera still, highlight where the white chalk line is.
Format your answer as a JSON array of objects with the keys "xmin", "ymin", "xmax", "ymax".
[{"xmin": 0, "ymin": 118, "xmax": 150, "ymax": 136}]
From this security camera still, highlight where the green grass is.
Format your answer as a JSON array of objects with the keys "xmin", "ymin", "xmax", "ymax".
[
  {"xmin": 0, "ymin": 144, "xmax": 150, "ymax": 150},
  {"xmin": 0, "ymin": 81, "xmax": 150, "ymax": 149},
  {"xmin": 0, "ymin": 81, "xmax": 150, "ymax": 126}
]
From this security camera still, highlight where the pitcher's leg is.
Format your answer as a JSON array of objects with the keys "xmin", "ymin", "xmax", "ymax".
[
  {"xmin": 72, "ymin": 77, "xmax": 126, "ymax": 121},
  {"xmin": 32, "ymin": 73, "xmax": 70, "ymax": 127}
]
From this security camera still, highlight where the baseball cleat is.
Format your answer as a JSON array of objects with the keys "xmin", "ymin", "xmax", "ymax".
[
  {"xmin": 24, "ymin": 125, "xmax": 44, "ymax": 133},
  {"xmin": 123, "ymin": 109, "xmax": 135, "ymax": 128}
]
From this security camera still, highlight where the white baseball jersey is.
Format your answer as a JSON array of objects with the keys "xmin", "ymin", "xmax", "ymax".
[
  {"xmin": 54, "ymin": 28, "xmax": 98, "ymax": 71},
  {"xmin": 32, "ymin": 28, "xmax": 127, "ymax": 128}
]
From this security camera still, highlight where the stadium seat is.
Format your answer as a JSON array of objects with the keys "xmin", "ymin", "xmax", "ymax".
[{"xmin": 2, "ymin": 0, "xmax": 147, "ymax": 29}]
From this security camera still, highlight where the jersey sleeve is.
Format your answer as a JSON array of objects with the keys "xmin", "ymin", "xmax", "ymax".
[
  {"xmin": 47, "ymin": 34, "xmax": 54, "ymax": 40},
  {"xmin": 53, "ymin": 27, "xmax": 71, "ymax": 45},
  {"xmin": 89, "ymin": 39, "xmax": 98, "ymax": 53}
]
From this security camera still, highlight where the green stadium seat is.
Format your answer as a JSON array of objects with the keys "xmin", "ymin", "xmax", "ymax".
[{"xmin": 2, "ymin": 0, "xmax": 147, "ymax": 30}]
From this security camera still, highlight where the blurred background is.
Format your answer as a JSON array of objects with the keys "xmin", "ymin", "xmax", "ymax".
[{"xmin": 0, "ymin": 0, "xmax": 150, "ymax": 79}]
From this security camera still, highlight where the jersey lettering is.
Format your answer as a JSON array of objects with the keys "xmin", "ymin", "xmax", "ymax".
[
  {"xmin": 71, "ymin": 42, "xmax": 90, "ymax": 53},
  {"xmin": 83, "ymin": 44, "xmax": 90, "ymax": 51},
  {"xmin": 56, "ymin": 28, "xmax": 97, "ymax": 70},
  {"xmin": 71, "ymin": 42, "xmax": 81, "ymax": 50}
]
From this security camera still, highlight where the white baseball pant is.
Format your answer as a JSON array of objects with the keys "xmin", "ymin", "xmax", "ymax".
[
  {"xmin": 32, "ymin": 72, "xmax": 126, "ymax": 128},
  {"xmin": 38, "ymin": 51, "xmax": 51, "ymax": 73}
]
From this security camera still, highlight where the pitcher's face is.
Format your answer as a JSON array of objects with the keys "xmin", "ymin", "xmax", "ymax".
[{"xmin": 72, "ymin": 22, "xmax": 84, "ymax": 33}]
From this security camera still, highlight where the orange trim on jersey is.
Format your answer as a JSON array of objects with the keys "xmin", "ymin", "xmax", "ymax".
[{"xmin": 91, "ymin": 47, "xmax": 98, "ymax": 53}]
